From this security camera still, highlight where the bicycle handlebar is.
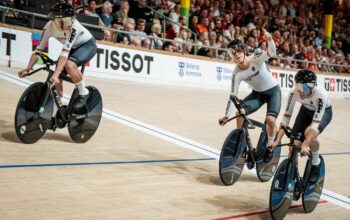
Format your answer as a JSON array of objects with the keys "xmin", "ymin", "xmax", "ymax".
[
  {"xmin": 35, "ymin": 52, "xmax": 56, "ymax": 66},
  {"xmin": 227, "ymin": 95, "xmax": 255, "ymax": 129}
]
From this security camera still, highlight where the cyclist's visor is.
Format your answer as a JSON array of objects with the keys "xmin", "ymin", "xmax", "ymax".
[{"xmin": 296, "ymin": 83, "xmax": 314, "ymax": 94}]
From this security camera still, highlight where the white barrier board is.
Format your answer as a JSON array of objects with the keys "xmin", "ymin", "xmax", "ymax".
[{"xmin": 0, "ymin": 26, "xmax": 349, "ymax": 98}]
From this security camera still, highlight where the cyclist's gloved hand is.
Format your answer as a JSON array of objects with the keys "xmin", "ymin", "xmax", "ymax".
[
  {"xmin": 49, "ymin": 75, "xmax": 60, "ymax": 88},
  {"xmin": 268, "ymin": 140, "xmax": 279, "ymax": 151},
  {"xmin": 219, "ymin": 116, "xmax": 229, "ymax": 126},
  {"xmin": 18, "ymin": 68, "xmax": 29, "ymax": 78},
  {"xmin": 300, "ymin": 142, "xmax": 310, "ymax": 157}
]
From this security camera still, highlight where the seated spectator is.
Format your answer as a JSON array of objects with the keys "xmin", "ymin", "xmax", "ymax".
[
  {"xmin": 100, "ymin": 1, "xmax": 113, "ymax": 27},
  {"xmin": 196, "ymin": 17, "xmax": 209, "ymax": 34},
  {"xmin": 150, "ymin": 23, "xmax": 163, "ymax": 49},
  {"xmin": 130, "ymin": 37, "xmax": 141, "ymax": 47},
  {"xmin": 129, "ymin": 0, "xmax": 153, "ymax": 23},
  {"xmin": 162, "ymin": 41, "xmax": 174, "ymax": 52},
  {"xmin": 110, "ymin": 15, "xmax": 124, "ymax": 41},
  {"xmin": 84, "ymin": 0, "xmax": 100, "ymax": 18},
  {"xmin": 132, "ymin": 18, "xmax": 148, "ymax": 41},
  {"xmin": 184, "ymin": 43, "xmax": 194, "ymax": 55},
  {"xmin": 154, "ymin": 0, "xmax": 176, "ymax": 18},
  {"xmin": 164, "ymin": 8, "xmax": 184, "ymax": 40},
  {"xmin": 141, "ymin": 38, "xmax": 151, "ymax": 49},
  {"xmin": 172, "ymin": 41, "xmax": 180, "ymax": 53},
  {"xmin": 189, "ymin": 16, "xmax": 199, "ymax": 37},
  {"xmin": 197, "ymin": 39, "xmax": 210, "ymax": 57},
  {"xmin": 116, "ymin": 19, "xmax": 134, "ymax": 43},
  {"xmin": 114, "ymin": 0, "xmax": 129, "ymax": 25},
  {"xmin": 99, "ymin": 1, "xmax": 114, "ymax": 41}
]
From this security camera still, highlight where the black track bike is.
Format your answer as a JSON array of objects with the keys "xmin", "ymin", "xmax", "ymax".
[
  {"xmin": 269, "ymin": 126, "xmax": 325, "ymax": 220},
  {"xmin": 219, "ymin": 95, "xmax": 281, "ymax": 185},
  {"xmin": 14, "ymin": 53, "xmax": 103, "ymax": 144}
]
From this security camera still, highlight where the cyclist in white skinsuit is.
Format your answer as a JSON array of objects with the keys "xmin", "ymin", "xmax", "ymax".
[
  {"xmin": 219, "ymin": 29, "xmax": 281, "ymax": 163},
  {"xmin": 270, "ymin": 70, "xmax": 332, "ymax": 183},
  {"xmin": 18, "ymin": 2, "xmax": 97, "ymax": 110}
]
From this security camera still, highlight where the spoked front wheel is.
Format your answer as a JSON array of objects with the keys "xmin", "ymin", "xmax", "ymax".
[
  {"xmin": 68, "ymin": 86, "xmax": 103, "ymax": 143},
  {"xmin": 14, "ymin": 82, "xmax": 53, "ymax": 144},
  {"xmin": 302, "ymin": 155, "xmax": 325, "ymax": 213},
  {"xmin": 219, "ymin": 128, "xmax": 247, "ymax": 186},
  {"xmin": 269, "ymin": 159, "xmax": 295, "ymax": 220}
]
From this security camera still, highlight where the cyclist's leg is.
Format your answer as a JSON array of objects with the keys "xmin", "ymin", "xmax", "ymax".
[
  {"xmin": 265, "ymin": 85, "xmax": 282, "ymax": 146},
  {"xmin": 306, "ymin": 106, "xmax": 332, "ymax": 166},
  {"xmin": 65, "ymin": 38, "xmax": 97, "ymax": 109},
  {"xmin": 292, "ymin": 106, "xmax": 314, "ymax": 152},
  {"xmin": 263, "ymin": 86, "xmax": 281, "ymax": 161},
  {"xmin": 236, "ymin": 90, "xmax": 262, "ymax": 128}
]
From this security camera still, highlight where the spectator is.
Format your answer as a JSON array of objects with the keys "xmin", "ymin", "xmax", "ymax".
[
  {"xmin": 162, "ymin": 41, "xmax": 174, "ymax": 52},
  {"xmin": 166, "ymin": 15, "xmax": 186, "ymax": 39},
  {"xmin": 100, "ymin": 1, "xmax": 114, "ymax": 41},
  {"xmin": 154, "ymin": 0, "xmax": 175, "ymax": 18},
  {"xmin": 130, "ymin": 37, "xmax": 141, "ymax": 47},
  {"xmin": 150, "ymin": 23, "xmax": 163, "ymax": 49},
  {"xmin": 129, "ymin": 0, "xmax": 153, "ymax": 23},
  {"xmin": 100, "ymin": 1, "xmax": 113, "ymax": 27},
  {"xmin": 132, "ymin": 18, "xmax": 148, "ymax": 41},
  {"xmin": 114, "ymin": 0, "xmax": 129, "ymax": 25},
  {"xmin": 196, "ymin": 17, "xmax": 209, "ymax": 34},
  {"xmin": 141, "ymin": 38, "xmax": 151, "ymax": 49},
  {"xmin": 84, "ymin": 0, "xmax": 100, "ymax": 18},
  {"xmin": 197, "ymin": 39, "xmax": 210, "ymax": 57},
  {"xmin": 189, "ymin": 16, "xmax": 199, "ymax": 38}
]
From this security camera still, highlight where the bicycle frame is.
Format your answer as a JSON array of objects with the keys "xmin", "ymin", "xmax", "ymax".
[
  {"xmin": 26, "ymin": 53, "xmax": 87, "ymax": 122},
  {"xmin": 278, "ymin": 130, "xmax": 308, "ymax": 197},
  {"xmin": 227, "ymin": 96, "xmax": 266, "ymax": 164}
]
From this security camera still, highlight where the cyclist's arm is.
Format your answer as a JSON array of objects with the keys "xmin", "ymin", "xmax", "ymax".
[
  {"xmin": 304, "ymin": 124, "xmax": 319, "ymax": 147},
  {"xmin": 254, "ymin": 39, "xmax": 276, "ymax": 64},
  {"xmin": 52, "ymin": 27, "xmax": 78, "ymax": 77},
  {"xmin": 53, "ymin": 49, "xmax": 70, "ymax": 77},
  {"xmin": 24, "ymin": 52, "xmax": 41, "ymax": 71},
  {"xmin": 274, "ymin": 123, "xmax": 287, "ymax": 143},
  {"xmin": 283, "ymin": 91, "xmax": 297, "ymax": 123},
  {"xmin": 36, "ymin": 23, "xmax": 50, "ymax": 51},
  {"xmin": 225, "ymin": 68, "xmax": 242, "ymax": 117},
  {"xmin": 274, "ymin": 91, "xmax": 297, "ymax": 143},
  {"xmin": 25, "ymin": 23, "xmax": 51, "ymax": 71},
  {"xmin": 309, "ymin": 97, "xmax": 326, "ymax": 133}
]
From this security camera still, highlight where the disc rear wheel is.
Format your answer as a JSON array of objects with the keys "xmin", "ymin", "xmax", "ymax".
[
  {"xmin": 302, "ymin": 155, "xmax": 325, "ymax": 213},
  {"xmin": 68, "ymin": 86, "xmax": 103, "ymax": 143}
]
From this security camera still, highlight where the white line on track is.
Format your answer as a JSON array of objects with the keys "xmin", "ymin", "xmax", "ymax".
[{"xmin": 1, "ymin": 70, "xmax": 350, "ymax": 210}]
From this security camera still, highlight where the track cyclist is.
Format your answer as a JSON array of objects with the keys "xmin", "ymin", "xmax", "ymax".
[
  {"xmin": 18, "ymin": 1, "xmax": 97, "ymax": 110},
  {"xmin": 269, "ymin": 69, "xmax": 332, "ymax": 183},
  {"xmin": 218, "ymin": 29, "xmax": 281, "ymax": 163}
]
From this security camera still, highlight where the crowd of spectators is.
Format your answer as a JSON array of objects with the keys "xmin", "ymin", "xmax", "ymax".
[{"xmin": 2, "ymin": 0, "xmax": 350, "ymax": 73}]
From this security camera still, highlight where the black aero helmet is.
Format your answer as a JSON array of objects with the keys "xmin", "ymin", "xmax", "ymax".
[
  {"xmin": 227, "ymin": 39, "xmax": 247, "ymax": 60},
  {"xmin": 48, "ymin": 2, "xmax": 75, "ymax": 20},
  {"xmin": 294, "ymin": 69, "xmax": 317, "ymax": 84},
  {"xmin": 228, "ymin": 39, "xmax": 246, "ymax": 50}
]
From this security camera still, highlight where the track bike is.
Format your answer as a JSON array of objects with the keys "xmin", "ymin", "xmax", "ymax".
[
  {"xmin": 219, "ymin": 95, "xmax": 281, "ymax": 185},
  {"xmin": 269, "ymin": 126, "xmax": 325, "ymax": 220},
  {"xmin": 14, "ymin": 52, "xmax": 103, "ymax": 144}
]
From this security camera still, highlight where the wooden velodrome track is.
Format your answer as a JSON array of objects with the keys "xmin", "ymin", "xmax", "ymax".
[{"xmin": 0, "ymin": 65, "xmax": 349, "ymax": 220}]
